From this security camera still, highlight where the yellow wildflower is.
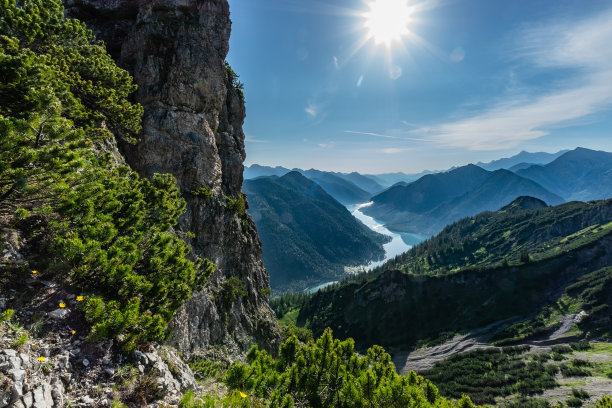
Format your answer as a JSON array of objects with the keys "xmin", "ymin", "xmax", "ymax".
[
  {"xmin": 37, "ymin": 356, "xmax": 45, "ymax": 361},
  {"xmin": 59, "ymin": 302, "xmax": 65, "ymax": 308},
  {"xmin": 71, "ymin": 330, "xmax": 76, "ymax": 335},
  {"xmin": 239, "ymin": 392, "xmax": 247, "ymax": 398},
  {"xmin": 76, "ymin": 296, "xmax": 84, "ymax": 301},
  {"xmin": 32, "ymin": 270, "xmax": 37, "ymax": 274}
]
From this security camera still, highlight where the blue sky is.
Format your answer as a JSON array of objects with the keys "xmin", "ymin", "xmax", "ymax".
[{"xmin": 226, "ymin": 0, "xmax": 612, "ymax": 174}]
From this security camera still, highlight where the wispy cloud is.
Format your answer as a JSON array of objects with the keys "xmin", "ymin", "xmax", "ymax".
[
  {"xmin": 318, "ymin": 141, "xmax": 335, "ymax": 149},
  {"xmin": 344, "ymin": 130, "xmax": 431, "ymax": 142},
  {"xmin": 245, "ymin": 135, "xmax": 269, "ymax": 143},
  {"xmin": 356, "ymin": 75, "xmax": 364, "ymax": 87},
  {"xmin": 415, "ymin": 8, "xmax": 612, "ymax": 150},
  {"xmin": 381, "ymin": 148, "xmax": 411, "ymax": 154},
  {"xmin": 333, "ymin": 56, "xmax": 340, "ymax": 69},
  {"xmin": 305, "ymin": 103, "xmax": 320, "ymax": 117}
]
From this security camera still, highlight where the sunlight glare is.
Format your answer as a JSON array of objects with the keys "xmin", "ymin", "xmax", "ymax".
[{"xmin": 364, "ymin": 0, "xmax": 413, "ymax": 46}]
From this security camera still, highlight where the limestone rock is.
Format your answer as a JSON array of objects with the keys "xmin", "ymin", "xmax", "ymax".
[{"xmin": 63, "ymin": 0, "xmax": 280, "ymax": 355}]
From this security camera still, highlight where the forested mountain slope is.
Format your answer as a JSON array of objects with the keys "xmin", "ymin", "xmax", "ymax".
[
  {"xmin": 297, "ymin": 198, "xmax": 612, "ymax": 349},
  {"xmin": 244, "ymin": 172, "xmax": 388, "ymax": 293}
]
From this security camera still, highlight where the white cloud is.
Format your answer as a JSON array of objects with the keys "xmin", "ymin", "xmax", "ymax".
[
  {"xmin": 333, "ymin": 56, "xmax": 340, "ymax": 69},
  {"xmin": 245, "ymin": 135, "xmax": 269, "ymax": 143},
  {"xmin": 356, "ymin": 75, "xmax": 364, "ymax": 87},
  {"xmin": 416, "ymin": 8, "xmax": 612, "ymax": 150},
  {"xmin": 344, "ymin": 130, "xmax": 430, "ymax": 142},
  {"xmin": 318, "ymin": 141, "xmax": 335, "ymax": 149},
  {"xmin": 305, "ymin": 103, "xmax": 319, "ymax": 117},
  {"xmin": 381, "ymin": 148, "xmax": 411, "ymax": 154}
]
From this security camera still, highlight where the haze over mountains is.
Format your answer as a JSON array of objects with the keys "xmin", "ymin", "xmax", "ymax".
[
  {"xmin": 516, "ymin": 147, "xmax": 612, "ymax": 201},
  {"xmin": 244, "ymin": 147, "xmax": 612, "ymax": 294},
  {"xmin": 243, "ymin": 172, "xmax": 389, "ymax": 293},
  {"xmin": 364, "ymin": 165, "xmax": 565, "ymax": 235}
]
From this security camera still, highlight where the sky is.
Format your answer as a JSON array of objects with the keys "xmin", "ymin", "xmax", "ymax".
[{"xmin": 226, "ymin": 0, "xmax": 612, "ymax": 174}]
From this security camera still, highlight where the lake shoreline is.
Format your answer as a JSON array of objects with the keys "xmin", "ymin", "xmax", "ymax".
[{"xmin": 305, "ymin": 202, "xmax": 427, "ymax": 293}]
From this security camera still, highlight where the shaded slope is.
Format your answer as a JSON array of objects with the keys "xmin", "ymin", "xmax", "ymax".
[
  {"xmin": 244, "ymin": 172, "xmax": 389, "ymax": 293},
  {"xmin": 331, "ymin": 172, "xmax": 385, "ymax": 194},
  {"xmin": 477, "ymin": 150, "xmax": 568, "ymax": 171},
  {"xmin": 300, "ymin": 169, "xmax": 372, "ymax": 205},
  {"xmin": 517, "ymin": 147, "xmax": 612, "ymax": 201},
  {"xmin": 365, "ymin": 166, "xmax": 562, "ymax": 235},
  {"xmin": 364, "ymin": 164, "xmax": 490, "ymax": 220}
]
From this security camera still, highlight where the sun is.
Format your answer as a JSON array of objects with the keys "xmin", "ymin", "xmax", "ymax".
[{"xmin": 364, "ymin": 0, "xmax": 413, "ymax": 46}]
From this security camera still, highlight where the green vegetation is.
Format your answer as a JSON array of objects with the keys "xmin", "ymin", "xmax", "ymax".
[
  {"xmin": 225, "ymin": 194, "xmax": 246, "ymax": 216},
  {"xmin": 377, "ymin": 199, "xmax": 612, "ymax": 277},
  {"xmin": 191, "ymin": 186, "xmax": 212, "ymax": 198},
  {"xmin": 295, "ymin": 198, "xmax": 612, "ymax": 350},
  {"xmin": 0, "ymin": 0, "xmax": 214, "ymax": 351},
  {"xmin": 181, "ymin": 390, "xmax": 265, "ymax": 408},
  {"xmin": 188, "ymin": 359, "xmax": 224, "ymax": 382},
  {"xmin": 225, "ymin": 61, "xmax": 244, "ymax": 100},
  {"xmin": 421, "ymin": 347, "xmax": 558, "ymax": 405},
  {"xmin": 595, "ymin": 396, "xmax": 612, "ymax": 407},
  {"xmin": 217, "ymin": 277, "xmax": 247, "ymax": 308},
  {"xmin": 492, "ymin": 297, "xmax": 581, "ymax": 345},
  {"xmin": 223, "ymin": 329, "xmax": 480, "ymax": 408}
]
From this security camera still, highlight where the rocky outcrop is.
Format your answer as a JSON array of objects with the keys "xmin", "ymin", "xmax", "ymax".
[
  {"xmin": 0, "ymin": 285, "xmax": 198, "ymax": 408},
  {"xmin": 63, "ymin": 0, "xmax": 280, "ymax": 355}
]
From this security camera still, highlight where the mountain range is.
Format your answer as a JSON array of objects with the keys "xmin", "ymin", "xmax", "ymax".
[
  {"xmin": 516, "ymin": 147, "xmax": 612, "ymax": 201},
  {"xmin": 362, "ymin": 164, "xmax": 564, "ymax": 235},
  {"xmin": 476, "ymin": 150, "xmax": 569, "ymax": 171},
  {"xmin": 243, "ymin": 172, "xmax": 389, "ymax": 293},
  {"xmin": 243, "ymin": 148, "xmax": 579, "ymax": 214}
]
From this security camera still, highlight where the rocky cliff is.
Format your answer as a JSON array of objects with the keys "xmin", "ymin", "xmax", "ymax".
[{"xmin": 63, "ymin": 0, "xmax": 280, "ymax": 356}]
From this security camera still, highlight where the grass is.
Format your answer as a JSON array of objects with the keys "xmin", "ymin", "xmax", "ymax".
[
  {"xmin": 180, "ymin": 390, "xmax": 266, "ymax": 408},
  {"xmin": 589, "ymin": 343, "xmax": 612, "ymax": 354},
  {"xmin": 278, "ymin": 308, "xmax": 298, "ymax": 326}
]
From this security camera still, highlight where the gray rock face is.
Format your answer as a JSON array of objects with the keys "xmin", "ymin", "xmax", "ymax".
[{"xmin": 64, "ymin": 0, "xmax": 280, "ymax": 355}]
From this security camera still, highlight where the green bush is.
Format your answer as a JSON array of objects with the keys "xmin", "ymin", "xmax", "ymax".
[
  {"xmin": 191, "ymin": 186, "xmax": 212, "ymax": 198},
  {"xmin": 0, "ymin": 309, "xmax": 14, "ymax": 322},
  {"xmin": 552, "ymin": 345, "xmax": 572, "ymax": 354},
  {"xmin": 595, "ymin": 396, "xmax": 612, "ymax": 408},
  {"xmin": 571, "ymin": 388, "xmax": 589, "ymax": 400},
  {"xmin": 570, "ymin": 341, "xmax": 591, "ymax": 351},
  {"xmin": 560, "ymin": 364, "xmax": 591, "ymax": 377},
  {"xmin": 188, "ymin": 359, "xmax": 224, "ymax": 381},
  {"xmin": 218, "ymin": 277, "xmax": 247, "ymax": 308},
  {"xmin": 0, "ymin": 0, "xmax": 214, "ymax": 350},
  {"xmin": 225, "ymin": 194, "xmax": 246, "ymax": 216},
  {"xmin": 422, "ymin": 348, "xmax": 557, "ymax": 405},
  {"xmin": 566, "ymin": 396, "xmax": 583, "ymax": 407},
  {"xmin": 223, "ymin": 329, "xmax": 479, "ymax": 408}
]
